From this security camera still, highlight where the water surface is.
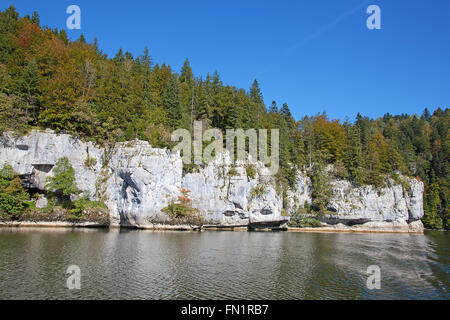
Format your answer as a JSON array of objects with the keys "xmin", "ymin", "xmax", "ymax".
[{"xmin": 0, "ymin": 228, "xmax": 448, "ymax": 299}]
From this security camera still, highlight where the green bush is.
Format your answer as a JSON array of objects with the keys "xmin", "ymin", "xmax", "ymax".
[
  {"xmin": 245, "ymin": 165, "xmax": 257, "ymax": 179},
  {"xmin": 290, "ymin": 213, "xmax": 322, "ymax": 228},
  {"xmin": 0, "ymin": 163, "xmax": 30, "ymax": 219},
  {"xmin": 422, "ymin": 183, "xmax": 444, "ymax": 229},
  {"xmin": 281, "ymin": 209, "xmax": 290, "ymax": 217},
  {"xmin": 162, "ymin": 201, "xmax": 197, "ymax": 219},
  {"xmin": 311, "ymin": 158, "xmax": 331, "ymax": 213},
  {"xmin": 69, "ymin": 197, "xmax": 108, "ymax": 220},
  {"xmin": 251, "ymin": 184, "xmax": 266, "ymax": 199},
  {"xmin": 161, "ymin": 188, "xmax": 201, "ymax": 225},
  {"xmin": 84, "ymin": 155, "xmax": 97, "ymax": 168},
  {"xmin": 45, "ymin": 157, "xmax": 79, "ymax": 198},
  {"xmin": 0, "ymin": 192, "xmax": 28, "ymax": 218}
]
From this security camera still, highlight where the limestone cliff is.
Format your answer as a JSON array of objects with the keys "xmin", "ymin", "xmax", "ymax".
[
  {"xmin": 286, "ymin": 171, "xmax": 424, "ymax": 224},
  {"xmin": 0, "ymin": 130, "xmax": 424, "ymax": 230}
]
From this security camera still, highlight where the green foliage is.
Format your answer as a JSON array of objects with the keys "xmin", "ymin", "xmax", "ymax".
[
  {"xmin": 251, "ymin": 184, "xmax": 266, "ymax": 199},
  {"xmin": 227, "ymin": 166, "xmax": 238, "ymax": 177},
  {"xmin": 311, "ymin": 156, "xmax": 331, "ymax": 213},
  {"xmin": 422, "ymin": 183, "xmax": 443, "ymax": 229},
  {"xmin": 290, "ymin": 213, "xmax": 321, "ymax": 228},
  {"xmin": 0, "ymin": 163, "xmax": 14, "ymax": 187},
  {"xmin": 163, "ymin": 74, "xmax": 181, "ymax": 128},
  {"xmin": 69, "ymin": 197, "xmax": 107, "ymax": 220},
  {"xmin": 245, "ymin": 164, "xmax": 257, "ymax": 179},
  {"xmin": 84, "ymin": 155, "xmax": 97, "ymax": 168},
  {"xmin": 161, "ymin": 188, "xmax": 200, "ymax": 224},
  {"xmin": 45, "ymin": 157, "xmax": 78, "ymax": 197},
  {"xmin": 162, "ymin": 202, "xmax": 196, "ymax": 219},
  {"xmin": 0, "ymin": 163, "xmax": 29, "ymax": 219}
]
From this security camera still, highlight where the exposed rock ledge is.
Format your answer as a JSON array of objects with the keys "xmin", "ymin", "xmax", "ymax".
[
  {"xmin": 0, "ymin": 221, "xmax": 108, "ymax": 228},
  {"xmin": 288, "ymin": 220, "xmax": 424, "ymax": 234},
  {"xmin": 0, "ymin": 130, "xmax": 425, "ymax": 232}
]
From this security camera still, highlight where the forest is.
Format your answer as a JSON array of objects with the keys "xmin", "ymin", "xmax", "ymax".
[{"xmin": 0, "ymin": 6, "xmax": 448, "ymax": 229}]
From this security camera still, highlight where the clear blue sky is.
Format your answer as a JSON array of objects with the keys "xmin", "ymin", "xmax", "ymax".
[{"xmin": 3, "ymin": 0, "xmax": 450, "ymax": 121}]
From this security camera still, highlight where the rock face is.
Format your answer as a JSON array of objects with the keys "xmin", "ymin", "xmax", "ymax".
[
  {"xmin": 104, "ymin": 141, "xmax": 183, "ymax": 226},
  {"xmin": 182, "ymin": 153, "xmax": 284, "ymax": 227},
  {"xmin": 0, "ymin": 130, "xmax": 285, "ymax": 228},
  {"xmin": 0, "ymin": 130, "xmax": 424, "ymax": 229},
  {"xmin": 286, "ymin": 171, "xmax": 424, "ymax": 224}
]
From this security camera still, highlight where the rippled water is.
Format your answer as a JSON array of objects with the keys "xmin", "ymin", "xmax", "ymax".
[{"xmin": 0, "ymin": 228, "xmax": 448, "ymax": 299}]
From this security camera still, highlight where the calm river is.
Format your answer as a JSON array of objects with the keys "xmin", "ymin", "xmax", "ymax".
[{"xmin": 0, "ymin": 228, "xmax": 448, "ymax": 299}]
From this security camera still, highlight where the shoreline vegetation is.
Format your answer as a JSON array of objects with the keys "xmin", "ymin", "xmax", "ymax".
[{"xmin": 0, "ymin": 6, "xmax": 448, "ymax": 231}]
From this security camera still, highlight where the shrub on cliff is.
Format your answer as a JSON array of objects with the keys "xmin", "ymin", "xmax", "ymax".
[
  {"xmin": 68, "ymin": 196, "xmax": 109, "ymax": 223},
  {"xmin": 45, "ymin": 157, "xmax": 79, "ymax": 200},
  {"xmin": 162, "ymin": 202, "xmax": 196, "ymax": 219},
  {"xmin": 289, "ymin": 213, "xmax": 322, "ymax": 228},
  {"xmin": 0, "ymin": 163, "xmax": 30, "ymax": 219},
  {"xmin": 162, "ymin": 188, "xmax": 202, "ymax": 225}
]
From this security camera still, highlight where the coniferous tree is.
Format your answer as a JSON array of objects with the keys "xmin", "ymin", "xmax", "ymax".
[
  {"xmin": 179, "ymin": 58, "xmax": 195, "ymax": 130},
  {"xmin": 18, "ymin": 59, "xmax": 40, "ymax": 122},
  {"xmin": 423, "ymin": 183, "xmax": 443, "ymax": 229},
  {"xmin": 269, "ymin": 101, "xmax": 278, "ymax": 113},
  {"xmin": 31, "ymin": 11, "xmax": 39, "ymax": 25},
  {"xmin": 163, "ymin": 74, "xmax": 181, "ymax": 128}
]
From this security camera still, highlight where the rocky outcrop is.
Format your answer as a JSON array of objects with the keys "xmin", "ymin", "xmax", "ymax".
[
  {"xmin": 0, "ymin": 130, "xmax": 424, "ymax": 230},
  {"xmin": 104, "ymin": 141, "xmax": 183, "ymax": 226},
  {"xmin": 286, "ymin": 171, "xmax": 424, "ymax": 224},
  {"xmin": 182, "ymin": 153, "xmax": 284, "ymax": 227},
  {"xmin": 0, "ymin": 130, "xmax": 285, "ymax": 228}
]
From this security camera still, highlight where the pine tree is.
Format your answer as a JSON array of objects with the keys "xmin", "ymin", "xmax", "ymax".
[
  {"xmin": 162, "ymin": 74, "xmax": 181, "ymax": 128},
  {"xmin": 179, "ymin": 59, "xmax": 195, "ymax": 130},
  {"xmin": 269, "ymin": 101, "xmax": 278, "ymax": 113},
  {"xmin": 179, "ymin": 58, "xmax": 193, "ymax": 85},
  {"xmin": 58, "ymin": 29, "xmax": 69, "ymax": 45},
  {"xmin": 345, "ymin": 124, "xmax": 365, "ymax": 185},
  {"xmin": 113, "ymin": 48, "xmax": 125, "ymax": 65},
  {"xmin": 19, "ymin": 59, "xmax": 40, "ymax": 123},
  {"xmin": 31, "ymin": 11, "xmax": 40, "ymax": 25},
  {"xmin": 423, "ymin": 183, "xmax": 443, "ymax": 229},
  {"xmin": 45, "ymin": 157, "xmax": 79, "ymax": 199},
  {"xmin": 311, "ymin": 152, "xmax": 331, "ymax": 213},
  {"xmin": 422, "ymin": 108, "xmax": 431, "ymax": 121},
  {"xmin": 78, "ymin": 33, "xmax": 86, "ymax": 43}
]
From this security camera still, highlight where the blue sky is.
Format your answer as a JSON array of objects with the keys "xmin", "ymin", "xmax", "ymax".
[{"xmin": 3, "ymin": 0, "xmax": 450, "ymax": 121}]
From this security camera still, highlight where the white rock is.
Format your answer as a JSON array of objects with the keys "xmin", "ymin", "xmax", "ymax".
[
  {"xmin": 35, "ymin": 195, "xmax": 48, "ymax": 209},
  {"xmin": 286, "ymin": 170, "xmax": 424, "ymax": 223}
]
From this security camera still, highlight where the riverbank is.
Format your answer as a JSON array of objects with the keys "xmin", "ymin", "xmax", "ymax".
[
  {"xmin": 0, "ymin": 220, "xmax": 424, "ymax": 234},
  {"xmin": 0, "ymin": 221, "xmax": 109, "ymax": 228},
  {"xmin": 287, "ymin": 220, "xmax": 424, "ymax": 234}
]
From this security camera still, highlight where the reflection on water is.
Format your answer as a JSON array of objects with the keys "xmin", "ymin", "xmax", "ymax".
[{"xmin": 0, "ymin": 228, "xmax": 448, "ymax": 299}]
